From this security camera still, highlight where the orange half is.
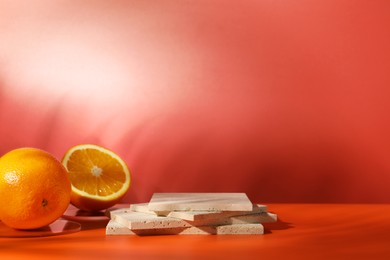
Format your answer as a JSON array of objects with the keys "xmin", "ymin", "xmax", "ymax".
[{"xmin": 62, "ymin": 144, "xmax": 131, "ymax": 211}]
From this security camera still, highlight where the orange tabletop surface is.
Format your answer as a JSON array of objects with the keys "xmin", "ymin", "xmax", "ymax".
[{"xmin": 1, "ymin": 204, "xmax": 390, "ymax": 260}]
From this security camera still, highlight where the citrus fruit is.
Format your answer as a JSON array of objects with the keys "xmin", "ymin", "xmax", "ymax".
[
  {"xmin": 61, "ymin": 144, "xmax": 131, "ymax": 211},
  {"xmin": 0, "ymin": 147, "xmax": 71, "ymax": 230}
]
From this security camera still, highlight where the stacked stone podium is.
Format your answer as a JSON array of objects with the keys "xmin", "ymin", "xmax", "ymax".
[{"xmin": 106, "ymin": 193, "xmax": 277, "ymax": 235}]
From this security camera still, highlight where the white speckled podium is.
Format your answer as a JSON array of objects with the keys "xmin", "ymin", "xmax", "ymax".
[{"xmin": 147, "ymin": 193, "xmax": 253, "ymax": 211}]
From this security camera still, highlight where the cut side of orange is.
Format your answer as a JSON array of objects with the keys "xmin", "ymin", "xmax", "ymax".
[{"xmin": 62, "ymin": 144, "xmax": 131, "ymax": 211}]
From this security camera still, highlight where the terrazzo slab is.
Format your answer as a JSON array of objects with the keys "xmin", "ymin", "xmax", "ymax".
[
  {"xmin": 229, "ymin": 212, "xmax": 277, "ymax": 224},
  {"xmin": 106, "ymin": 220, "xmax": 134, "ymax": 235},
  {"xmin": 148, "ymin": 193, "xmax": 253, "ymax": 211},
  {"xmin": 109, "ymin": 208, "xmax": 276, "ymax": 230},
  {"xmin": 130, "ymin": 203, "xmax": 269, "ymax": 221},
  {"xmin": 130, "ymin": 203, "xmax": 170, "ymax": 216},
  {"xmin": 109, "ymin": 209, "xmax": 191, "ymax": 230},
  {"xmin": 106, "ymin": 220, "xmax": 264, "ymax": 235}
]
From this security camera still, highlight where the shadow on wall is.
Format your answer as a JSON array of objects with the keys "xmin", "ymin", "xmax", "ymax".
[
  {"xmin": 118, "ymin": 111, "xmax": 390, "ymax": 204},
  {"xmin": 0, "ymin": 78, "xmax": 389, "ymax": 204}
]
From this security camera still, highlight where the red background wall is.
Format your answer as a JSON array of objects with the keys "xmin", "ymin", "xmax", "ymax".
[{"xmin": 1, "ymin": 0, "xmax": 389, "ymax": 203}]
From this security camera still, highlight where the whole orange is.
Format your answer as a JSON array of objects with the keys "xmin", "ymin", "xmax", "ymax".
[{"xmin": 0, "ymin": 147, "xmax": 71, "ymax": 229}]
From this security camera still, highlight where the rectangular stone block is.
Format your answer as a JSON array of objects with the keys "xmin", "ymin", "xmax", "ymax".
[
  {"xmin": 109, "ymin": 209, "xmax": 192, "ymax": 230},
  {"xmin": 229, "ymin": 212, "xmax": 277, "ymax": 224},
  {"xmin": 148, "ymin": 193, "xmax": 253, "ymax": 211}
]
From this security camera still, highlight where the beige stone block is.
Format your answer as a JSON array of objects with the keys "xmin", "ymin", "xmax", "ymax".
[
  {"xmin": 130, "ymin": 203, "xmax": 270, "ymax": 221},
  {"xmin": 213, "ymin": 223, "xmax": 264, "ymax": 235},
  {"xmin": 148, "ymin": 193, "xmax": 253, "ymax": 211},
  {"xmin": 106, "ymin": 220, "xmax": 264, "ymax": 235},
  {"xmin": 106, "ymin": 220, "xmax": 134, "ymax": 235},
  {"xmin": 229, "ymin": 212, "xmax": 277, "ymax": 224},
  {"xmin": 109, "ymin": 209, "xmax": 192, "ymax": 230},
  {"xmin": 130, "ymin": 203, "xmax": 170, "ymax": 216}
]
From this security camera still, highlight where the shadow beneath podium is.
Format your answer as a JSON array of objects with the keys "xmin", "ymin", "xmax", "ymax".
[{"xmin": 263, "ymin": 217, "xmax": 294, "ymax": 234}]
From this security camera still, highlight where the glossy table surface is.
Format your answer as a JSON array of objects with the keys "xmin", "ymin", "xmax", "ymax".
[{"xmin": 1, "ymin": 204, "xmax": 390, "ymax": 259}]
